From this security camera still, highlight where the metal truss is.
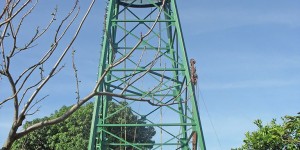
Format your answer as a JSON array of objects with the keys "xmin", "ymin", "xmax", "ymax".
[{"xmin": 89, "ymin": 0, "xmax": 206, "ymax": 149}]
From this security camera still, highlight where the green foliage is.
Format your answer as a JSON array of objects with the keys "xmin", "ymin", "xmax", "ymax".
[
  {"xmin": 12, "ymin": 102, "xmax": 156, "ymax": 150},
  {"xmin": 234, "ymin": 113, "xmax": 300, "ymax": 150},
  {"xmin": 12, "ymin": 103, "xmax": 93, "ymax": 150},
  {"xmin": 105, "ymin": 101, "xmax": 156, "ymax": 150}
]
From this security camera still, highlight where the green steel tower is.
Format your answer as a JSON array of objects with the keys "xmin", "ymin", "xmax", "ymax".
[{"xmin": 89, "ymin": 0, "xmax": 206, "ymax": 149}]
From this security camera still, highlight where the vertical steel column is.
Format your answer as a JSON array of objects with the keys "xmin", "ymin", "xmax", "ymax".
[
  {"xmin": 169, "ymin": 0, "xmax": 206, "ymax": 149},
  {"xmin": 88, "ymin": 0, "xmax": 117, "ymax": 149},
  {"xmin": 164, "ymin": 3, "xmax": 189, "ymax": 150}
]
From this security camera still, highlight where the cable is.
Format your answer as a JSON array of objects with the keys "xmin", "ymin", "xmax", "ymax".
[
  {"xmin": 123, "ymin": 7, "xmax": 127, "ymax": 150},
  {"xmin": 159, "ymin": 14, "xmax": 163, "ymax": 150},
  {"xmin": 196, "ymin": 83, "xmax": 222, "ymax": 150}
]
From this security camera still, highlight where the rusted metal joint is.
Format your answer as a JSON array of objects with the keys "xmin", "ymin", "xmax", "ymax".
[
  {"xmin": 192, "ymin": 132, "xmax": 198, "ymax": 150},
  {"xmin": 190, "ymin": 59, "xmax": 198, "ymax": 85}
]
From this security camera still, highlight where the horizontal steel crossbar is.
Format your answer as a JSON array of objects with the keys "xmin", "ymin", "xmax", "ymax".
[
  {"xmin": 106, "ymin": 143, "xmax": 181, "ymax": 146},
  {"xmin": 97, "ymin": 123, "xmax": 195, "ymax": 127},
  {"xmin": 122, "ymin": 94, "xmax": 177, "ymax": 96},
  {"xmin": 110, "ymin": 68, "xmax": 185, "ymax": 71},
  {"xmin": 112, "ymin": 19, "xmax": 175, "ymax": 22}
]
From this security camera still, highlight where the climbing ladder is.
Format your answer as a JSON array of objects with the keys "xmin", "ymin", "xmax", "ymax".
[{"xmin": 89, "ymin": 0, "xmax": 206, "ymax": 149}]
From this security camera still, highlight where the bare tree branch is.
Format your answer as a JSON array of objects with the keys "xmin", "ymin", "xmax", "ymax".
[
  {"xmin": 0, "ymin": 0, "xmax": 31, "ymax": 27},
  {"xmin": 94, "ymin": 0, "xmax": 167, "ymax": 92},
  {"xmin": 25, "ymin": 95, "xmax": 48, "ymax": 116},
  {"xmin": 120, "ymin": 46, "xmax": 147, "ymax": 94},
  {"xmin": 25, "ymin": 106, "xmax": 41, "ymax": 116},
  {"xmin": 72, "ymin": 49, "xmax": 80, "ymax": 102},
  {"xmin": 0, "ymin": 0, "xmax": 190, "ymax": 149},
  {"xmin": 1, "ymin": 0, "xmax": 96, "ymax": 149},
  {"xmin": 16, "ymin": 92, "xmax": 96, "ymax": 139}
]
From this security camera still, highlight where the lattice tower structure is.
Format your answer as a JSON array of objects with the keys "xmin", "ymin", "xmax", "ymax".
[{"xmin": 89, "ymin": 0, "xmax": 206, "ymax": 149}]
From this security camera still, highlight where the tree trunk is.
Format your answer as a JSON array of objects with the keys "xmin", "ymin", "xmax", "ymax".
[
  {"xmin": 2, "ymin": 123, "xmax": 20, "ymax": 150},
  {"xmin": 2, "ymin": 137, "xmax": 14, "ymax": 150}
]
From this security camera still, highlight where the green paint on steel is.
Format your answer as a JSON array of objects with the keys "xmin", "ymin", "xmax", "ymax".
[
  {"xmin": 112, "ymin": 19, "xmax": 175, "ymax": 22},
  {"xmin": 107, "ymin": 143, "xmax": 181, "ymax": 146},
  {"xmin": 110, "ymin": 68, "xmax": 185, "ymax": 71},
  {"xmin": 97, "ymin": 123, "xmax": 195, "ymax": 127},
  {"xmin": 89, "ymin": 0, "xmax": 206, "ymax": 149},
  {"xmin": 170, "ymin": 0, "xmax": 207, "ymax": 149},
  {"xmin": 88, "ymin": 0, "xmax": 116, "ymax": 149}
]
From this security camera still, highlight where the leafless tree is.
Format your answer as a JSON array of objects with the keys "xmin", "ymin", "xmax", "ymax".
[
  {"xmin": 0, "ymin": 0, "xmax": 97, "ymax": 149},
  {"xmin": 0, "ymin": 0, "xmax": 182, "ymax": 149}
]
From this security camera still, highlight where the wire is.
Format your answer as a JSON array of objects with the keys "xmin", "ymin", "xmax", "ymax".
[
  {"xmin": 196, "ymin": 83, "xmax": 223, "ymax": 150},
  {"xmin": 123, "ymin": 7, "xmax": 127, "ymax": 150},
  {"xmin": 159, "ymin": 13, "xmax": 163, "ymax": 150}
]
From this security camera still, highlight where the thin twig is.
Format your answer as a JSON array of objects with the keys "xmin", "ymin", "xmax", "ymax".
[
  {"xmin": 72, "ymin": 49, "xmax": 80, "ymax": 102},
  {"xmin": 25, "ymin": 95, "xmax": 48, "ymax": 115}
]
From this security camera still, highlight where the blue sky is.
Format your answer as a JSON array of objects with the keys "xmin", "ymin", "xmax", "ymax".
[
  {"xmin": 180, "ymin": 0, "xmax": 300, "ymax": 149},
  {"xmin": 1, "ymin": 0, "xmax": 300, "ymax": 149}
]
